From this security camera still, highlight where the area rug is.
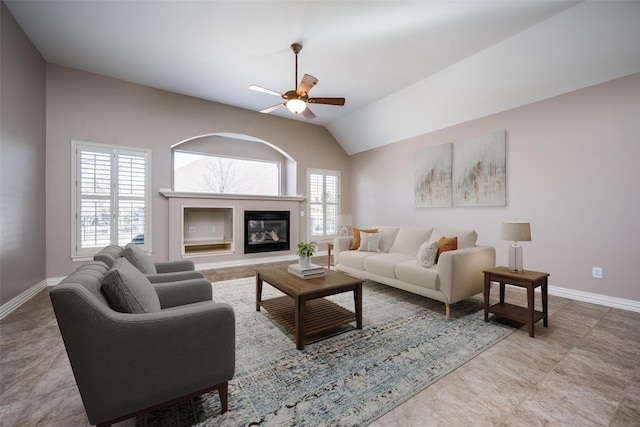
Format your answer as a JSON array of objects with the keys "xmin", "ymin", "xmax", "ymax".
[{"xmin": 137, "ymin": 277, "xmax": 514, "ymax": 427}]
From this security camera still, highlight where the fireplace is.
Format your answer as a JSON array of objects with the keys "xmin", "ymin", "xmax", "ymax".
[{"xmin": 244, "ymin": 210, "xmax": 290, "ymax": 254}]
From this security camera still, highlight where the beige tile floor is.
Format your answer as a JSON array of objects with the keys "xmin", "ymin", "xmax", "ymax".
[{"xmin": 1, "ymin": 263, "xmax": 639, "ymax": 426}]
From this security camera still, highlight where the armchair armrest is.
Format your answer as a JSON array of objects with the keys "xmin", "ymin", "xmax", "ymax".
[
  {"xmin": 154, "ymin": 260, "xmax": 196, "ymax": 273},
  {"xmin": 145, "ymin": 270, "xmax": 205, "ymax": 283},
  {"xmin": 436, "ymin": 246, "xmax": 496, "ymax": 303},
  {"xmin": 152, "ymin": 278, "xmax": 213, "ymax": 308},
  {"xmin": 50, "ymin": 284, "xmax": 235, "ymax": 426}
]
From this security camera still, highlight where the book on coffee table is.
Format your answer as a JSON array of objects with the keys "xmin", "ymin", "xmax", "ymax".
[{"xmin": 288, "ymin": 263, "xmax": 325, "ymax": 279}]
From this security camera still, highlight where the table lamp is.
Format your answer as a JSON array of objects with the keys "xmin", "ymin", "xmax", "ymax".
[
  {"xmin": 337, "ymin": 214, "xmax": 352, "ymax": 237},
  {"xmin": 501, "ymin": 221, "xmax": 531, "ymax": 272}
]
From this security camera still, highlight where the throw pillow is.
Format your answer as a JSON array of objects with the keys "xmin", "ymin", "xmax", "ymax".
[
  {"xmin": 436, "ymin": 236, "xmax": 458, "ymax": 262},
  {"xmin": 417, "ymin": 240, "xmax": 438, "ymax": 268},
  {"xmin": 358, "ymin": 232, "xmax": 381, "ymax": 252},
  {"xmin": 350, "ymin": 227, "xmax": 379, "ymax": 250},
  {"xmin": 101, "ymin": 258, "xmax": 161, "ymax": 313},
  {"xmin": 123, "ymin": 243, "xmax": 157, "ymax": 274}
]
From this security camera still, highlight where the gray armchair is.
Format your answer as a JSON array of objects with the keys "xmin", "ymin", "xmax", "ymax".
[
  {"xmin": 50, "ymin": 260, "xmax": 235, "ymax": 427},
  {"xmin": 94, "ymin": 244, "xmax": 205, "ymax": 283}
]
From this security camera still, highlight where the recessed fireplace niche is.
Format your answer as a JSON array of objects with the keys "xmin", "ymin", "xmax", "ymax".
[{"xmin": 244, "ymin": 210, "xmax": 290, "ymax": 254}]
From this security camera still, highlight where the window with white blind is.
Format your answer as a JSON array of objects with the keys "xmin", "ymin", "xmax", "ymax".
[
  {"xmin": 72, "ymin": 141, "xmax": 151, "ymax": 258},
  {"xmin": 307, "ymin": 169, "xmax": 340, "ymax": 241}
]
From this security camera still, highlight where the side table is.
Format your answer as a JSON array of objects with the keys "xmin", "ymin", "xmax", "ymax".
[{"xmin": 483, "ymin": 266, "xmax": 549, "ymax": 337}]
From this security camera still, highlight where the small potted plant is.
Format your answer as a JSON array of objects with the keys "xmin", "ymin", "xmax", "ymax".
[{"xmin": 296, "ymin": 241, "xmax": 316, "ymax": 268}]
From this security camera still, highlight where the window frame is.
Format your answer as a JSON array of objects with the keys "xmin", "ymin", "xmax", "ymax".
[
  {"xmin": 307, "ymin": 168, "xmax": 341, "ymax": 242},
  {"xmin": 173, "ymin": 149, "xmax": 282, "ymax": 196},
  {"xmin": 71, "ymin": 140, "xmax": 152, "ymax": 259}
]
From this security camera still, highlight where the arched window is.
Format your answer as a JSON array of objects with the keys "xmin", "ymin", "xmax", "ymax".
[{"xmin": 172, "ymin": 133, "xmax": 297, "ymax": 196}]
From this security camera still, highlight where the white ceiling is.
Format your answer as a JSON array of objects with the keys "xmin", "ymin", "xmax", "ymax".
[{"xmin": 5, "ymin": 1, "xmax": 640, "ymax": 154}]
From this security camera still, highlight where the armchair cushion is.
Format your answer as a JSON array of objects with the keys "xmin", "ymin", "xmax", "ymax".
[
  {"xmin": 101, "ymin": 258, "xmax": 161, "ymax": 313},
  {"xmin": 123, "ymin": 243, "xmax": 157, "ymax": 274}
]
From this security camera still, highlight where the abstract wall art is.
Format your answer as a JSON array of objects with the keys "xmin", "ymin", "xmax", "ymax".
[
  {"xmin": 414, "ymin": 143, "xmax": 452, "ymax": 207},
  {"xmin": 414, "ymin": 130, "xmax": 506, "ymax": 208},
  {"xmin": 452, "ymin": 130, "xmax": 506, "ymax": 207}
]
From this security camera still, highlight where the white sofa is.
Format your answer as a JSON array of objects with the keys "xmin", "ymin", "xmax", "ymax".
[{"xmin": 333, "ymin": 226, "xmax": 495, "ymax": 319}]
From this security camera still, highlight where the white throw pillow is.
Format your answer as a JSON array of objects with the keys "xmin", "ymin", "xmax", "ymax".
[
  {"xmin": 358, "ymin": 232, "xmax": 381, "ymax": 252},
  {"xmin": 417, "ymin": 240, "xmax": 438, "ymax": 268}
]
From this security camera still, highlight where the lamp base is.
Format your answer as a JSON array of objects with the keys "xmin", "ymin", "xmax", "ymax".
[
  {"xmin": 340, "ymin": 225, "xmax": 349, "ymax": 237},
  {"xmin": 508, "ymin": 243, "xmax": 524, "ymax": 273}
]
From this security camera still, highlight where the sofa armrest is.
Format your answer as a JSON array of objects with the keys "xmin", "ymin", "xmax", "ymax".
[
  {"xmin": 152, "ymin": 278, "xmax": 213, "ymax": 308},
  {"xmin": 154, "ymin": 260, "xmax": 196, "ymax": 273},
  {"xmin": 436, "ymin": 246, "xmax": 496, "ymax": 303},
  {"xmin": 145, "ymin": 270, "xmax": 205, "ymax": 283},
  {"xmin": 50, "ymin": 284, "xmax": 234, "ymax": 426},
  {"xmin": 333, "ymin": 236, "xmax": 354, "ymax": 262}
]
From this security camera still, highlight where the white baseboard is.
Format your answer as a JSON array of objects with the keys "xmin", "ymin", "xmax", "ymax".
[
  {"xmin": 0, "ymin": 278, "xmax": 51, "ymax": 320},
  {"xmin": 549, "ymin": 285, "xmax": 640, "ymax": 313}
]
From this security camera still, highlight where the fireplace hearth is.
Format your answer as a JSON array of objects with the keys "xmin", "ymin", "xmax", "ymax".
[{"xmin": 244, "ymin": 211, "xmax": 290, "ymax": 254}]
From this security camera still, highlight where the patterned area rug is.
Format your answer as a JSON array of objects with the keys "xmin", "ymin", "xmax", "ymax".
[{"xmin": 137, "ymin": 277, "xmax": 514, "ymax": 426}]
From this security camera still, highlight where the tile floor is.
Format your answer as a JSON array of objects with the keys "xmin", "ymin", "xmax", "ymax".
[{"xmin": 1, "ymin": 259, "xmax": 639, "ymax": 426}]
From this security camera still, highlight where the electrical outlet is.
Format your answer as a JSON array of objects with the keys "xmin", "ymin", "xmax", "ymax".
[
  {"xmin": 211, "ymin": 225, "xmax": 216, "ymax": 232},
  {"xmin": 592, "ymin": 267, "xmax": 603, "ymax": 279},
  {"xmin": 188, "ymin": 226, "xmax": 196, "ymax": 233}
]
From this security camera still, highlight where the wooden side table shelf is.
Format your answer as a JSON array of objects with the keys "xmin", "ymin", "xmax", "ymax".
[{"xmin": 483, "ymin": 266, "xmax": 549, "ymax": 337}]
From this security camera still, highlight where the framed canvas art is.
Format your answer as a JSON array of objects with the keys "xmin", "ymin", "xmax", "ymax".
[
  {"xmin": 414, "ymin": 143, "xmax": 452, "ymax": 207},
  {"xmin": 453, "ymin": 130, "xmax": 506, "ymax": 207}
]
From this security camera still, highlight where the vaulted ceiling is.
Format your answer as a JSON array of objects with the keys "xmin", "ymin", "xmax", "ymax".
[{"xmin": 5, "ymin": 1, "xmax": 640, "ymax": 154}]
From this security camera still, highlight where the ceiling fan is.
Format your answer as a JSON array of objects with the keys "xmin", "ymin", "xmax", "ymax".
[{"xmin": 249, "ymin": 43, "xmax": 346, "ymax": 119}]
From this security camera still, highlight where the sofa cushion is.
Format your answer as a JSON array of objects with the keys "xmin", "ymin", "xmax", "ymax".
[
  {"xmin": 350, "ymin": 228, "xmax": 379, "ymax": 250},
  {"xmin": 101, "ymin": 258, "xmax": 161, "ymax": 313},
  {"xmin": 389, "ymin": 227, "xmax": 433, "ymax": 256},
  {"xmin": 339, "ymin": 250, "xmax": 379, "ymax": 270},
  {"xmin": 123, "ymin": 243, "xmax": 157, "ymax": 274},
  {"xmin": 430, "ymin": 228, "xmax": 477, "ymax": 249},
  {"xmin": 364, "ymin": 253, "xmax": 415, "ymax": 279},
  {"xmin": 436, "ymin": 236, "xmax": 458, "ymax": 262},
  {"xmin": 395, "ymin": 261, "xmax": 439, "ymax": 290},
  {"xmin": 358, "ymin": 232, "xmax": 381, "ymax": 252},
  {"xmin": 371, "ymin": 226, "xmax": 400, "ymax": 253},
  {"xmin": 417, "ymin": 240, "xmax": 438, "ymax": 268}
]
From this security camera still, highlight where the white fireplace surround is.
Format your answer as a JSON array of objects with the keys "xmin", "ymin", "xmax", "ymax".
[{"xmin": 161, "ymin": 190, "xmax": 306, "ymax": 265}]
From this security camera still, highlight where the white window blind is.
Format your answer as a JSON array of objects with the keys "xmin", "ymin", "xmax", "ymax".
[
  {"xmin": 73, "ymin": 141, "xmax": 151, "ymax": 257},
  {"xmin": 308, "ymin": 169, "xmax": 340, "ymax": 241}
]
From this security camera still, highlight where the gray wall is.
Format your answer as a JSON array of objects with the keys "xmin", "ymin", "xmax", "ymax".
[
  {"xmin": 349, "ymin": 73, "xmax": 640, "ymax": 302},
  {"xmin": 45, "ymin": 65, "xmax": 350, "ymax": 277},
  {"xmin": 0, "ymin": 3, "xmax": 46, "ymax": 305}
]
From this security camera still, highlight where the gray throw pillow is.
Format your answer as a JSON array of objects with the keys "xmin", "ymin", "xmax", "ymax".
[
  {"xmin": 123, "ymin": 243, "xmax": 157, "ymax": 274},
  {"xmin": 358, "ymin": 232, "xmax": 381, "ymax": 252},
  {"xmin": 101, "ymin": 258, "xmax": 161, "ymax": 313},
  {"xmin": 417, "ymin": 240, "xmax": 438, "ymax": 268}
]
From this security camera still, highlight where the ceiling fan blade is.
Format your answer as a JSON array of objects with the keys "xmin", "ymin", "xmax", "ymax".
[
  {"xmin": 249, "ymin": 85, "xmax": 283, "ymax": 97},
  {"xmin": 260, "ymin": 103, "xmax": 285, "ymax": 114},
  {"xmin": 302, "ymin": 107, "xmax": 316, "ymax": 120},
  {"xmin": 297, "ymin": 74, "xmax": 318, "ymax": 95},
  {"xmin": 308, "ymin": 97, "xmax": 346, "ymax": 106}
]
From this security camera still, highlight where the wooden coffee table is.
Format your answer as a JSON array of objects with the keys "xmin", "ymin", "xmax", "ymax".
[{"xmin": 256, "ymin": 265, "xmax": 363, "ymax": 350}]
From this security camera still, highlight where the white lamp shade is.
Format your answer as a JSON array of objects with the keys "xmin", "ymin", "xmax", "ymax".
[
  {"xmin": 501, "ymin": 221, "xmax": 531, "ymax": 242},
  {"xmin": 337, "ymin": 214, "xmax": 352, "ymax": 227},
  {"xmin": 286, "ymin": 98, "xmax": 307, "ymax": 114}
]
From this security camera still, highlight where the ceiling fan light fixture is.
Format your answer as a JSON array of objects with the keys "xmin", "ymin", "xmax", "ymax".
[{"xmin": 286, "ymin": 98, "xmax": 307, "ymax": 114}]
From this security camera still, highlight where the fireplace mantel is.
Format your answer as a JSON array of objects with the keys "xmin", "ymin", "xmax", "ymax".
[{"xmin": 160, "ymin": 189, "xmax": 305, "ymax": 202}]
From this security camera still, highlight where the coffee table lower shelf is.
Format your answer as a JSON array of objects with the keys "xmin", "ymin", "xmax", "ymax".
[
  {"xmin": 259, "ymin": 296, "xmax": 356, "ymax": 338},
  {"xmin": 487, "ymin": 302, "xmax": 545, "ymax": 325}
]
